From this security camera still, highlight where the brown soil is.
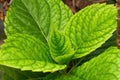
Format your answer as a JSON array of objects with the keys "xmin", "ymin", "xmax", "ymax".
[{"xmin": 63, "ymin": 0, "xmax": 109, "ymax": 13}]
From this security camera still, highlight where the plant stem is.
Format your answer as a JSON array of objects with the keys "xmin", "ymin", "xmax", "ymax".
[
  {"xmin": 67, "ymin": 58, "xmax": 84, "ymax": 74},
  {"xmin": 116, "ymin": 0, "xmax": 120, "ymax": 49}
]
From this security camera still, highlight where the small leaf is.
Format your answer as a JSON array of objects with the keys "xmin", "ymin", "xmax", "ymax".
[
  {"xmin": 70, "ymin": 47, "xmax": 120, "ymax": 80},
  {"xmin": 65, "ymin": 4, "xmax": 117, "ymax": 59},
  {"xmin": 49, "ymin": 26, "xmax": 74, "ymax": 64},
  {"xmin": 0, "ymin": 34, "xmax": 66, "ymax": 72}
]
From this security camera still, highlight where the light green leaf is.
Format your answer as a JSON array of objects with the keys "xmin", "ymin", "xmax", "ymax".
[
  {"xmin": 65, "ymin": 3, "xmax": 117, "ymax": 59},
  {"xmin": 70, "ymin": 47, "xmax": 120, "ymax": 80},
  {"xmin": 49, "ymin": 26, "xmax": 74, "ymax": 64},
  {"xmin": 86, "ymin": 32, "xmax": 116, "ymax": 60},
  {"xmin": 5, "ymin": 0, "xmax": 49, "ymax": 42},
  {"xmin": 1, "ymin": 0, "xmax": 73, "ymax": 73},
  {"xmin": 47, "ymin": 0, "xmax": 73, "ymax": 30},
  {"xmin": 5, "ymin": 0, "xmax": 72, "ymax": 42},
  {"xmin": 0, "ymin": 34, "xmax": 66, "ymax": 72}
]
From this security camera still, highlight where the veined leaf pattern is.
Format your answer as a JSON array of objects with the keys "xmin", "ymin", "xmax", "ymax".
[
  {"xmin": 49, "ymin": 26, "xmax": 74, "ymax": 64},
  {"xmin": 0, "ymin": 34, "xmax": 66, "ymax": 72},
  {"xmin": 65, "ymin": 4, "xmax": 117, "ymax": 59}
]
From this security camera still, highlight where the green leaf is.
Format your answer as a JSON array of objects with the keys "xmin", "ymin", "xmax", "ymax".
[
  {"xmin": 65, "ymin": 3, "xmax": 117, "ymax": 59},
  {"xmin": 47, "ymin": 0, "xmax": 73, "ymax": 30},
  {"xmin": 5, "ymin": 0, "xmax": 49, "ymax": 42},
  {"xmin": 70, "ymin": 47, "xmax": 120, "ymax": 80},
  {"xmin": 45, "ymin": 47, "xmax": 120, "ymax": 80},
  {"xmin": 44, "ymin": 72, "xmax": 81, "ymax": 80},
  {"xmin": 0, "ymin": 65, "xmax": 47, "ymax": 80},
  {"xmin": 0, "ymin": 34, "xmax": 66, "ymax": 72},
  {"xmin": 49, "ymin": 26, "xmax": 74, "ymax": 64},
  {"xmin": 85, "ymin": 32, "xmax": 116, "ymax": 61},
  {"xmin": 2, "ymin": 73, "xmax": 14, "ymax": 80},
  {"xmin": 5, "ymin": 0, "xmax": 72, "ymax": 42},
  {"xmin": 1, "ymin": 0, "xmax": 73, "ymax": 73}
]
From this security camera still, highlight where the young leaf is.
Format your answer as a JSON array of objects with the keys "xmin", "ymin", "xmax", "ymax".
[
  {"xmin": 5, "ymin": 0, "xmax": 73, "ymax": 42},
  {"xmin": 70, "ymin": 47, "xmax": 120, "ymax": 80},
  {"xmin": 65, "ymin": 4, "xmax": 117, "ymax": 59},
  {"xmin": 0, "ymin": 34, "xmax": 66, "ymax": 72},
  {"xmin": 49, "ymin": 26, "xmax": 74, "ymax": 64}
]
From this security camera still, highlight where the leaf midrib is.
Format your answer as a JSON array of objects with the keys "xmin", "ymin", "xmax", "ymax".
[{"xmin": 21, "ymin": 0, "xmax": 48, "ymax": 43}]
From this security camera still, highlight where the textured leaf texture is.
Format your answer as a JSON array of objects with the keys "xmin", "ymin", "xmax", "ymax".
[
  {"xmin": 65, "ymin": 4, "xmax": 117, "ymax": 59},
  {"xmin": 49, "ymin": 27, "xmax": 74, "ymax": 64},
  {"xmin": 1, "ymin": 0, "xmax": 72, "ymax": 73},
  {"xmin": 44, "ymin": 47, "xmax": 120, "ymax": 80},
  {"xmin": 5, "ymin": 0, "xmax": 73, "ymax": 42},
  {"xmin": 70, "ymin": 47, "xmax": 120, "ymax": 80},
  {"xmin": 0, "ymin": 34, "xmax": 66, "ymax": 72},
  {"xmin": 47, "ymin": 0, "xmax": 73, "ymax": 30}
]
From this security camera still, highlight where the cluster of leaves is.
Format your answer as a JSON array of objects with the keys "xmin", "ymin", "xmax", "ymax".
[{"xmin": 0, "ymin": 0, "xmax": 119, "ymax": 80}]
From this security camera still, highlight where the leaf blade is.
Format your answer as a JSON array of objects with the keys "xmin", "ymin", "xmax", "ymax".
[
  {"xmin": 5, "ymin": 0, "xmax": 49, "ymax": 42},
  {"xmin": 71, "ymin": 47, "xmax": 120, "ymax": 80},
  {"xmin": 0, "ymin": 65, "xmax": 48, "ymax": 80},
  {"xmin": 5, "ymin": 0, "xmax": 73, "ymax": 42},
  {"xmin": 49, "ymin": 26, "xmax": 74, "ymax": 64},
  {"xmin": 0, "ymin": 34, "xmax": 66, "ymax": 72},
  {"xmin": 65, "ymin": 4, "xmax": 117, "ymax": 59},
  {"xmin": 44, "ymin": 47, "xmax": 120, "ymax": 80}
]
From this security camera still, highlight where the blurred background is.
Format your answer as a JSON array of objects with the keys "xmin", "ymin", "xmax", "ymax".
[{"xmin": 0, "ymin": 2, "xmax": 6, "ymax": 46}]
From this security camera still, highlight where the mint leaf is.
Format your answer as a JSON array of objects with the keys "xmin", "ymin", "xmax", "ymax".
[
  {"xmin": 86, "ymin": 32, "xmax": 116, "ymax": 61},
  {"xmin": 70, "ymin": 47, "xmax": 120, "ymax": 80},
  {"xmin": 0, "ymin": 34, "xmax": 66, "ymax": 72},
  {"xmin": 49, "ymin": 26, "xmax": 74, "ymax": 64},
  {"xmin": 47, "ymin": 0, "xmax": 73, "ymax": 30},
  {"xmin": 5, "ymin": 0, "xmax": 72, "ymax": 42},
  {"xmin": 44, "ymin": 47, "xmax": 120, "ymax": 80},
  {"xmin": 1, "ymin": 0, "xmax": 73, "ymax": 72},
  {"xmin": 5, "ymin": 0, "xmax": 49, "ymax": 42},
  {"xmin": 65, "ymin": 4, "xmax": 117, "ymax": 59}
]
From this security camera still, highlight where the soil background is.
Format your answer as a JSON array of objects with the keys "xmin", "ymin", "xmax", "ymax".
[{"xmin": 63, "ymin": 0, "xmax": 115, "ymax": 13}]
